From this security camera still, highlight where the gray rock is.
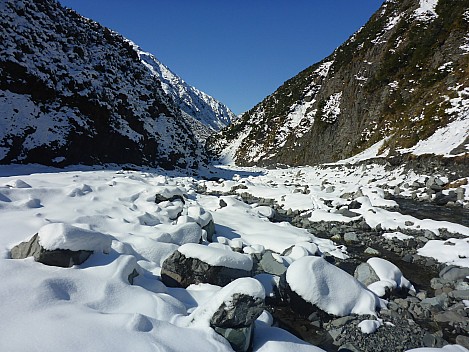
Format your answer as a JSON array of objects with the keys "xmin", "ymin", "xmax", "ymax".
[
  {"xmin": 449, "ymin": 290, "xmax": 469, "ymax": 300},
  {"xmin": 421, "ymin": 294, "xmax": 449, "ymax": 309},
  {"xmin": 339, "ymin": 343, "xmax": 361, "ymax": 352},
  {"xmin": 354, "ymin": 263, "xmax": 380, "ymax": 286},
  {"xmin": 161, "ymin": 250, "xmax": 251, "ymax": 288},
  {"xmin": 257, "ymin": 251, "xmax": 287, "ymax": 276},
  {"xmin": 456, "ymin": 187, "xmax": 465, "ymax": 201},
  {"xmin": 213, "ymin": 326, "xmax": 253, "ymax": 352},
  {"xmin": 434, "ymin": 310, "xmax": 467, "ymax": 323},
  {"xmin": 202, "ymin": 219, "xmax": 216, "ymax": 242},
  {"xmin": 10, "ymin": 233, "xmax": 92, "ymax": 268},
  {"xmin": 344, "ymin": 232, "xmax": 360, "ymax": 243},
  {"xmin": 339, "ymin": 208, "xmax": 360, "ymax": 218},
  {"xmin": 326, "ymin": 186, "xmax": 335, "ymax": 193},
  {"xmin": 210, "ymin": 292, "xmax": 263, "ymax": 352},
  {"xmin": 439, "ymin": 266, "xmax": 469, "ymax": 281},
  {"xmin": 364, "ymin": 247, "xmax": 380, "ymax": 256},
  {"xmin": 331, "ymin": 316, "xmax": 356, "ymax": 327},
  {"xmin": 211, "ymin": 293, "xmax": 264, "ymax": 328},
  {"xmin": 456, "ymin": 335, "xmax": 469, "ymax": 349}
]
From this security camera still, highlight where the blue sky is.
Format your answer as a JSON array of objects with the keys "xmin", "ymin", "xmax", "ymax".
[{"xmin": 58, "ymin": 1, "xmax": 384, "ymax": 115}]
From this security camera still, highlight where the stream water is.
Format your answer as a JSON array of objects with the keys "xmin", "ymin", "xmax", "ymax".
[{"xmin": 393, "ymin": 197, "xmax": 469, "ymax": 227}]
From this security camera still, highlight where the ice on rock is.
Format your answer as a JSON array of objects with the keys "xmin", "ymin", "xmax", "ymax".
[
  {"xmin": 38, "ymin": 223, "xmax": 112, "ymax": 252},
  {"xmin": 286, "ymin": 256, "xmax": 379, "ymax": 316}
]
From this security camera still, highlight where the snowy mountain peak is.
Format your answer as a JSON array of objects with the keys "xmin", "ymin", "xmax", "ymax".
[{"xmin": 131, "ymin": 41, "xmax": 236, "ymax": 132}]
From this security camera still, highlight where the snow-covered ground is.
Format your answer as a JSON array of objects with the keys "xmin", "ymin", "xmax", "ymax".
[{"xmin": 0, "ymin": 162, "xmax": 468, "ymax": 352}]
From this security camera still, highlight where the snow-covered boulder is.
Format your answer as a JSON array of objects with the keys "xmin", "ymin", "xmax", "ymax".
[
  {"xmin": 161, "ymin": 243, "xmax": 253, "ymax": 288},
  {"xmin": 355, "ymin": 258, "xmax": 415, "ymax": 297},
  {"xmin": 178, "ymin": 205, "xmax": 215, "ymax": 241},
  {"xmin": 180, "ymin": 278, "xmax": 265, "ymax": 352},
  {"xmin": 10, "ymin": 223, "xmax": 112, "ymax": 267},
  {"xmin": 283, "ymin": 256, "xmax": 379, "ymax": 317}
]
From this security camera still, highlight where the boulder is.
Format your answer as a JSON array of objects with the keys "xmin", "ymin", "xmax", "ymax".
[
  {"xmin": 10, "ymin": 223, "xmax": 111, "ymax": 268},
  {"xmin": 253, "ymin": 250, "xmax": 287, "ymax": 276},
  {"xmin": 182, "ymin": 278, "xmax": 264, "ymax": 352},
  {"xmin": 354, "ymin": 263, "xmax": 380, "ymax": 286},
  {"xmin": 439, "ymin": 266, "xmax": 469, "ymax": 281},
  {"xmin": 161, "ymin": 244, "xmax": 253, "ymax": 288},
  {"xmin": 344, "ymin": 232, "xmax": 360, "ymax": 243},
  {"xmin": 10, "ymin": 233, "xmax": 92, "ymax": 268}
]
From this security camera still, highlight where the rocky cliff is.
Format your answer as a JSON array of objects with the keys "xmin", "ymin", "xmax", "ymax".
[
  {"xmin": 211, "ymin": 0, "xmax": 469, "ymax": 166},
  {"xmin": 0, "ymin": 0, "xmax": 234, "ymax": 169}
]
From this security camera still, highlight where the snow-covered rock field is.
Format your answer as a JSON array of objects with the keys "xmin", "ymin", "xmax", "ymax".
[{"xmin": 0, "ymin": 161, "xmax": 468, "ymax": 352}]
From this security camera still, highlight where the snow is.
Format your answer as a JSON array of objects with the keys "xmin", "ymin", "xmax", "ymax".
[
  {"xmin": 37, "ymin": 223, "xmax": 112, "ymax": 252},
  {"xmin": 407, "ymin": 346, "xmax": 469, "ymax": 352},
  {"xmin": 358, "ymin": 319, "xmax": 382, "ymax": 334},
  {"xmin": 414, "ymin": 0, "xmax": 439, "ymax": 21},
  {"xmin": 337, "ymin": 138, "xmax": 390, "ymax": 164},
  {"xmin": 0, "ymin": 162, "xmax": 468, "ymax": 351},
  {"xmin": 286, "ymin": 256, "xmax": 379, "ymax": 316},
  {"xmin": 382, "ymin": 232, "xmax": 413, "ymax": 241},
  {"xmin": 418, "ymin": 238, "xmax": 469, "ymax": 268},
  {"xmin": 314, "ymin": 61, "xmax": 333, "ymax": 78},
  {"xmin": 177, "ymin": 243, "xmax": 253, "ymax": 271},
  {"xmin": 320, "ymin": 92, "xmax": 342, "ymax": 123},
  {"xmin": 366, "ymin": 257, "xmax": 415, "ymax": 296}
]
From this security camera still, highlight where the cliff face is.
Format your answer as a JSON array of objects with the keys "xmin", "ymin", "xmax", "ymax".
[
  {"xmin": 0, "ymin": 0, "xmax": 233, "ymax": 169},
  {"xmin": 211, "ymin": 0, "xmax": 469, "ymax": 166}
]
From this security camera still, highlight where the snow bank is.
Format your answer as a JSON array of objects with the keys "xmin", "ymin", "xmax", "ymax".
[
  {"xmin": 38, "ymin": 223, "xmax": 112, "ymax": 252},
  {"xmin": 286, "ymin": 256, "xmax": 378, "ymax": 316},
  {"xmin": 418, "ymin": 239, "xmax": 469, "ymax": 268},
  {"xmin": 178, "ymin": 243, "xmax": 253, "ymax": 271}
]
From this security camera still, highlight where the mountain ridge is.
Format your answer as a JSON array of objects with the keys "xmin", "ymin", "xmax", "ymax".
[
  {"xmin": 210, "ymin": 0, "xmax": 469, "ymax": 167},
  {"xmin": 0, "ymin": 0, "xmax": 235, "ymax": 169}
]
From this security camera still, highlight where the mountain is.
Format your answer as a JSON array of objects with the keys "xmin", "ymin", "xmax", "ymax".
[
  {"xmin": 135, "ymin": 45, "xmax": 236, "ymax": 133},
  {"xmin": 0, "ymin": 0, "xmax": 235, "ymax": 169},
  {"xmin": 211, "ymin": 0, "xmax": 469, "ymax": 166}
]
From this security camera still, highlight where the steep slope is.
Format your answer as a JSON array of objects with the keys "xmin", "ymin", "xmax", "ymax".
[
  {"xmin": 212, "ymin": 0, "xmax": 469, "ymax": 166},
  {"xmin": 135, "ymin": 45, "xmax": 236, "ymax": 132},
  {"xmin": 0, "ymin": 0, "xmax": 233, "ymax": 169}
]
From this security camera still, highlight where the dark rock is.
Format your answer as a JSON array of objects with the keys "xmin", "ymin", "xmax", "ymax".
[
  {"xmin": 219, "ymin": 199, "xmax": 228, "ymax": 208},
  {"xmin": 210, "ymin": 293, "xmax": 264, "ymax": 328},
  {"xmin": 213, "ymin": 326, "xmax": 253, "ymax": 352},
  {"xmin": 339, "ymin": 209, "xmax": 360, "ymax": 218},
  {"xmin": 202, "ymin": 219, "xmax": 216, "ymax": 242},
  {"xmin": 10, "ymin": 234, "xmax": 92, "ymax": 268},
  {"xmin": 160, "ymin": 250, "xmax": 251, "ymax": 288},
  {"xmin": 155, "ymin": 194, "xmax": 185, "ymax": 204},
  {"xmin": 348, "ymin": 200, "xmax": 362, "ymax": 210},
  {"xmin": 128, "ymin": 269, "xmax": 139, "ymax": 285}
]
